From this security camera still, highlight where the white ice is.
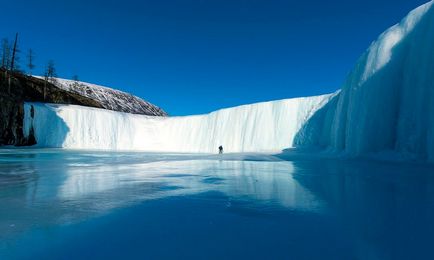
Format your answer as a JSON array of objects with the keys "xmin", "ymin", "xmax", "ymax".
[
  {"xmin": 24, "ymin": 93, "xmax": 334, "ymax": 153},
  {"xmin": 296, "ymin": 1, "xmax": 434, "ymax": 162}
]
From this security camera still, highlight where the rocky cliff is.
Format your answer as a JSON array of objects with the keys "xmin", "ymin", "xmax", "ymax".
[{"xmin": 0, "ymin": 69, "xmax": 166, "ymax": 146}]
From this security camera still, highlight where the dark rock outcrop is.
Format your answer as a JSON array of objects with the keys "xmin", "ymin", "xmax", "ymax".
[{"xmin": 0, "ymin": 96, "xmax": 25, "ymax": 145}]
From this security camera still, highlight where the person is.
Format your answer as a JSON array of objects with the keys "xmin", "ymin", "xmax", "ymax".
[{"xmin": 218, "ymin": 145, "xmax": 223, "ymax": 154}]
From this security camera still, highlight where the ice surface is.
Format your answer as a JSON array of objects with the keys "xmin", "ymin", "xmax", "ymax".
[
  {"xmin": 23, "ymin": 93, "xmax": 334, "ymax": 152},
  {"xmin": 1, "ymin": 149, "xmax": 434, "ymax": 259}
]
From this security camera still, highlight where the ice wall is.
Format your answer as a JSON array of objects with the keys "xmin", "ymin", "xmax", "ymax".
[
  {"xmin": 22, "ymin": 1, "xmax": 434, "ymax": 161},
  {"xmin": 24, "ymin": 93, "xmax": 334, "ymax": 153},
  {"xmin": 296, "ymin": 1, "xmax": 434, "ymax": 162}
]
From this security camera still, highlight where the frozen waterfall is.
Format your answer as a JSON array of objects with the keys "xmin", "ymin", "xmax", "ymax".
[
  {"xmin": 22, "ymin": 1, "xmax": 434, "ymax": 162},
  {"xmin": 23, "ymin": 94, "xmax": 334, "ymax": 153}
]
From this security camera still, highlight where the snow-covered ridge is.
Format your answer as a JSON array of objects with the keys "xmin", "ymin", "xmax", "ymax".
[
  {"xmin": 43, "ymin": 77, "xmax": 167, "ymax": 116},
  {"xmin": 24, "ymin": 93, "xmax": 335, "ymax": 152}
]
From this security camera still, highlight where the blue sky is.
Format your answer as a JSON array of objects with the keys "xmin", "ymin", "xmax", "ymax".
[{"xmin": 0, "ymin": 0, "xmax": 428, "ymax": 115}]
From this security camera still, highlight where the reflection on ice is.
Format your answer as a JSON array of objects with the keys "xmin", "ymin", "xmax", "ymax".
[
  {"xmin": 211, "ymin": 161, "xmax": 320, "ymax": 209},
  {"xmin": 0, "ymin": 150, "xmax": 319, "ymax": 240},
  {"xmin": 2, "ymin": 149, "xmax": 434, "ymax": 259},
  {"xmin": 59, "ymin": 159, "xmax": 320, "ymax": 212}
]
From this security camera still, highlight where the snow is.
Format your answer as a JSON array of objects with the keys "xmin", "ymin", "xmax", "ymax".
[
  {"xmin": 23, "ymin": 93, "xmax": 335, "ymax": 153},
  {"xmin": 40, "ymin": 77, "xmax": 167, "ymax": 116}
]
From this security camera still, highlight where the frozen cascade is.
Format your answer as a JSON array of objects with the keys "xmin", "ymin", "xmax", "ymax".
[
  {"xmin": 23, "ymin": 94, "xmax": 334, "ymax": 153},
  {"xmin": 22, "ymin": 1, "xmax": 434, "ymax": 162},
  {"xmin": 295, "ymin": 0, "xmax": 434, "ymax": 162}
]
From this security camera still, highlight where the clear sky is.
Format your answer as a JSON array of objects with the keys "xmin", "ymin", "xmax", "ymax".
[{"xmin": 0, "ymin": 0, "xmax": 428, "ymax": 115}]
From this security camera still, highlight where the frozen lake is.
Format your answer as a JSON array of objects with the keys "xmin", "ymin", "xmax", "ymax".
[{"xmin": 1, "ymin": 149, "xmax": 434, "ymax": 259}]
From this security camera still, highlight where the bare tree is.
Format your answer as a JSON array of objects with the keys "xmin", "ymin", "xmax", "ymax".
[
  {"xmin": 44, "ymin": 60, "xmax": 57, "ymax": 82},
  {"xmin": 27, "ymin": 49, "xmax": 35, "ymax": 76},
  {"xmin": 1, "ymin": 38, "xmax": 12, "ymax": 93},
  {"xmin": 10, "ymin": 33, "xmax": 19, "ymax": 71},
  {"xmin": 1, "ymin": 38, "xmax": 11, "ymax": 69},
  {"xmin": 43, "ymin": 60, "xmax": 57, "ymax": 100}
]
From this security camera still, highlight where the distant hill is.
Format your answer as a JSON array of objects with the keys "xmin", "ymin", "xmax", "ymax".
[
  {"xmin": 0, "ymin": 69, "xmax": 166, "ymax": 145},
  {"xmin": 42, "ymin": 77, "xmax": 167, "ymax": 116}
]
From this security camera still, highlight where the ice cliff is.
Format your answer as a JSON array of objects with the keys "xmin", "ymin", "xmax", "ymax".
[
  {"xmin": 24, "ymin": 94, "xmax": 334, "ymax": 152},
  {"xmin": 295, "ymin": 0, "xmax": 434, "ymax": 162},
  {"xmin": 23, "ymin": 1, "xmax": 434, "ymax": 162}
]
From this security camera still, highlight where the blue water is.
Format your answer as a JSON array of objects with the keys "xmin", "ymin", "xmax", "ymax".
[{"xmin": 1, "ymin": 149, "xmax": 434, "ymax": 259}]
